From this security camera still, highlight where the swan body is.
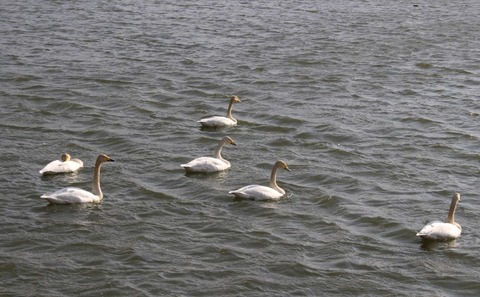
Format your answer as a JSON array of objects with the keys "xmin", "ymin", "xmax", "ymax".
[
  {"xmin": 181, "ymin": 136, "xmax": 236, "ymax": 173},
  {"xmin": 416, "ymin": 193, "xmax": 462, "ymax": 241},
  {"xmin": 41, "ymin": 154, "xmax": 114, "ymax": 204},
  {"xmin": 198, "ymin": 96, "xmax": 241, "ymax": 128},
  {"xmin": 229, "ymin": 160, "xmax": 290, "ymax": 201},
  {"xmin": 199, "ymin": 116, "xmax": 236, "ymax": 127},
  {"xmin": 40, "ymin": 187, "xmax": 102, "ymax": 204},
  {"xmin": 39, "ymin": 153, "xmax": 84, "ymax": 175}
]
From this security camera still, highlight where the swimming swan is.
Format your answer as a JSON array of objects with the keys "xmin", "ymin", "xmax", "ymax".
[
  {"xmin": 39, "ymin": 153, "xmax": 84, "ymax": 175},
  {"xmin": 416, "ymin": 192, "xmax": 462, "ymax": 241},
  {"xmin": 229, "ymin": 160, "xmax": 291, "ymax": 201},
  {"xmin": 181, "ymin": 136, "xmax": 236, "ymax": 173},
  {"xmin": 41, "ymin": 154, "xmax": 114, "ymax": 204},
  {"xmin": 198, "ymin": 96, "xmax": 241, "ymax": 128}
]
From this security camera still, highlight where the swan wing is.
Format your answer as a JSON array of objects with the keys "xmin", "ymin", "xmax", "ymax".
[
  {"xmin": 71, "ymin": 158, "xmax": 84, "ymax": 167},
  {"xmin": 62, "ymin": 160, "xmax": 83, "ymax": 172},
  {"xmin": 416, "ymin": 221, "xmax": 461, "ymax": 240},
  {"xmin": 39, "ymin": 160, "xmax": 63, "ymax": 174},
  {"xmin": 181, "ymin": 157, "xmax": 230, "ymax": 173},
  {"xmin": 39, "ymin": 160, "xmax": 83, "ymax": 175},
  {"xmin": 229, "ymin": 185, "xmax": 284, "ymax": 201},
  {"xmin": 41, "ymin": 187, "xmax": 100, "ymax": 204},
  {"xmin": 198, "ymin": 116, "xmax": 236, "ymax": 127}
]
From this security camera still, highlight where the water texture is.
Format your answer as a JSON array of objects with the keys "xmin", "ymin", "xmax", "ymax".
[{"xmin": 1, "ymin": 0, "xmax": 480, "ymax": 296}]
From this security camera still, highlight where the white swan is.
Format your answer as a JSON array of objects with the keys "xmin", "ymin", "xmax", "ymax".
[
  {"xmin": 181, "ymin": 136, "xmax": 236, "ymax": 173},
  {"xmin": 41, "ymin": 154, "xmax": 114, "ymax": 204},
  {"xmin": 198, "ymin": 96, "xmax": 241, "ymax": 128},
  {"xmin": 39, "ymin": 153, "xmax": 84, "ymax": 175},
  {"xmin": 416, "ymin": 192, "xmax": 462, "ymax": 241},
  {"xmin": 229, "ymin": 160, "xmax": 291, "ymax": 201}
]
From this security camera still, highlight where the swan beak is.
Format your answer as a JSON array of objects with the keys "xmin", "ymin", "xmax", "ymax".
[
  {"xmin": 285, "ymin": 167, "xmax": 291, "ymax": 172},
  {"xmin": 107, "ymin": 158, "xmax": 115, "ymax": 162},
  {"xmin": 231, "ymin": 141, "xmax": 237, "ymax": 146}
]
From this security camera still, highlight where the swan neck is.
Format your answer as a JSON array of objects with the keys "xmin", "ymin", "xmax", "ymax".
[
  {"xmin": 92, "ymin": 159, "xmax": 104, "ymax": 199},
  {"xmin": 269, "ymin": 163, "xmax": 280, "ymax": 189},
  {"xmin": 214, "ymin": 140, "xmax": 226, "ymax": 160},
  {"xmin": 447, "ymin": 197, "xmax": 459, "ymax": 224},
  {"xmin": 226, "ymin": 100, "xmax": 235, "ymax": 119}
]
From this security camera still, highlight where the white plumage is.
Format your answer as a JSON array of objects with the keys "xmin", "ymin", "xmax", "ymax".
[
  {"xmin": 229, "ymin": 160, "xmax": 291, "ymax": 201},
  {"xmin": 41, "ymin": 154, "xmax": 114, "ymax": 204},
  {"xmin": 416, "ymin": 193, "xmax": 462, "ymax": 241},
  {"xmin": 198, "ymin": 96, "xmax": 241, "ymax": 128},
  {"xmin": 41, "ymin": 187, "xmax": 101, "ymax": 204},
  {"xmin": 39, "ymin": 153, "xmax": 83, "ymax": 175},
  {"xmin": 181, "ymin": 136, "xmax": 236, "ymax": 173}
]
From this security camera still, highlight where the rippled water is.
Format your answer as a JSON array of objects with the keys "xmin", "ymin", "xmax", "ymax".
[{"xmin": 1, "ymin": 0, "xmax": 480, "ymax": 296}]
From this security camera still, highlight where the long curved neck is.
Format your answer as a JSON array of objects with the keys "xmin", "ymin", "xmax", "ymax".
[
  {"xmin": 268, "ymin": 163, "xmax": 281, "ymax": 189},
  {"xmin": 447, "ymin": 198, "xmax": 459, "ymax": 224},
  {"xmin": 214, "ymin": 139, "xmax": 227, "ymax": 160},
  {"xmin": 226, "ymin": 100, "xmax": 235, "ymax": 120},
  {"xmin": 92, "ymin": 159, "xmax": 104, "ymax": 199}
]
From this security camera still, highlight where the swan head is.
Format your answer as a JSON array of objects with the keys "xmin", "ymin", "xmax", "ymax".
[
  {"xmin": 277, "ymin": 160, "xmax": 291, "ymax": 172},
  {"xmin": 97, "ymin": 154, "xmax": 115, "ymax": 163},
  {"xmin": 230, "ymin": 96, "xmax": 241, "ymax": 103},
  {"xmin": 453, "ymin": 192, "xmax": 461, "ymax": 202},
  {"xmin": 224, "ymin": 136, "xmax": 236, "ymax": 146},
  {"xmin": 61, "ymin": 153, "xmax": 71, "ymax": 162}
]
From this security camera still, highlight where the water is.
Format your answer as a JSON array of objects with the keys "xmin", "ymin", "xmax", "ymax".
[{"xmin": 1, "ymin": 0, "xmax": 480, "ymax": 296}]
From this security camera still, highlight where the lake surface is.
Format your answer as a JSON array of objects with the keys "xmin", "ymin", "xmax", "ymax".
[{"xmin": 1, "ymin": 0, "xmax": 480, "ymax": 296}]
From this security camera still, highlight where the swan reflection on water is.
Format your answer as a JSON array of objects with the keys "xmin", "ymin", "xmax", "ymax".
[{"xmin": 420, "ymin": 238, "xmax": 460, "ymax": 251}]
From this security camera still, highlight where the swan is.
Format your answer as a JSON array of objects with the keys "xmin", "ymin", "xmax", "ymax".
[
  {"xmin": 39, "ymin": 153, "xmax": 84, "ymax": 175},
  {"xmin": 198, "ymin": 96, "xmax": 241, "ymax": 128},
  {"xmin": 416, "ymin": 192, "xmax": 462, "ymax": 241},
  {"xmin": 41, "ymin": 154, "xmax": 114, "ymax": 204},
  {"xmin": 229, "ymin": 160, "xmax": 291, "ymax": 201},
  {"xmin": 181, "ymin": 136, "xmax": 236, "ymax": 173}
]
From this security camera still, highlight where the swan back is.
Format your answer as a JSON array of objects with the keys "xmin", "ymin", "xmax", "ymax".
[{"xmin": 416, "ymin": 221, "xmax": 461, "ymax": 241}]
